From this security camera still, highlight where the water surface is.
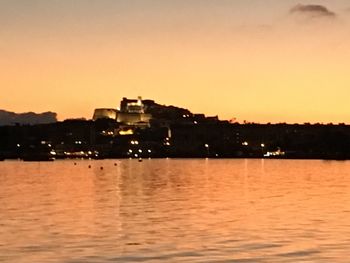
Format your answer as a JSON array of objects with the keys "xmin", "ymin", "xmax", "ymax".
[{"xmin": 1, "ymin": 159, "xmax": 350, "ymax": 262}]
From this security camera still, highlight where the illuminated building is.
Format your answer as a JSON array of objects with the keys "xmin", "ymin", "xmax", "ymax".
[
  {"xmin": 117, "ymin": 96, "xmax": 151, "ymax": 127},
  {"xmin": 120, "ymin": 96, "xmax": 144, "ymax": 113},
  {"xmin": 92, "ymin": 97, "xmax": 152, "ymax": 127},
  {"xmin": 93, "ymin": 108, "xmax": 117, "ymax": 121}
]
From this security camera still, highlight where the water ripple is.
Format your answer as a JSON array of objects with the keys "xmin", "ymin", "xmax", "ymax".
[{"xmin": 1, "ymin": 159, "xmax": 350, "ymax": 262}]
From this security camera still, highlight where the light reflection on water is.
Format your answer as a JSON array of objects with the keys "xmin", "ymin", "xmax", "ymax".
[{"xmin": 1, "ymin": 159, "xmax": 350, "ymax": 262}]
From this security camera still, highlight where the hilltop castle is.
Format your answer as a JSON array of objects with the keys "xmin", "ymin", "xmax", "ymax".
[{"xmin": 93, "ymin": 96, "xmax": 152, "ymax": 127}]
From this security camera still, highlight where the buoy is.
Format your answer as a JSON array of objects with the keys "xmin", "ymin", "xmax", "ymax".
[
  {"xmin": 88, "ymin": 165, "xmax": 91, "ymax": 168},
  {"xmin": 100, "ymin": 167, "xmax": 103, "ymax": 170},
  {"xmin": 74, "ymin": 162, "xmax": 77, "ymax": 165},
  {"xmin": 114, "ymin": 163, "xmax": 117, "ymax": 166}
]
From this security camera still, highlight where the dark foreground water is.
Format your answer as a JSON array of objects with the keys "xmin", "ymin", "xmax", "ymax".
[{"xmin": 1, "ymin": 159, "xmax": 350, "ymax": 262}]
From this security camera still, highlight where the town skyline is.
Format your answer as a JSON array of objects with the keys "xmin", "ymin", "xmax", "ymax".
[
  {"xmin": 1, "ymin": 1, "xmax": 350, "ymax": 123},
  {"xmin": 1, "ymin": 94, "xmax": 350, "ymax": 125}
]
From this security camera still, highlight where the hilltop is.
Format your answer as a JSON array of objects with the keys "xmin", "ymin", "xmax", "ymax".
[{"xmin": 0, "ymin": 110, "xmax": 57, "ymax": 126}]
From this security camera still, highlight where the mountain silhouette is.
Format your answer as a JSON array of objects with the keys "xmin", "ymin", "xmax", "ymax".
[{"xmin": 0, "ymin": 110, "xmax": 57, "ymax": 126}]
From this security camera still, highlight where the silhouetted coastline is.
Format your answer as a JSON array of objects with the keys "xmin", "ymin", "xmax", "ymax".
[{"xmin": 1, "ymin": 98, "xmax": 350, "ymax": 161}]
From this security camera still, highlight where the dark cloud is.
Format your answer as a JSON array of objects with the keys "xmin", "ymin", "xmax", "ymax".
[{"xmin": 290, "ymin": 4, "xmax": 336, "ymax": 19}]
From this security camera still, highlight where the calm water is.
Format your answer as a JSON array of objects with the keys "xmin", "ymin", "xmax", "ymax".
[{"xmin": 1, "ymin": 159, "xmax": 350, "ymax": 262}]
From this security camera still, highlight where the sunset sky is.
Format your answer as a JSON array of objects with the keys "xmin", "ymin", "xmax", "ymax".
[{"xmin": 1, "ymin": 0, "xmax": 350, "ymax": 123}]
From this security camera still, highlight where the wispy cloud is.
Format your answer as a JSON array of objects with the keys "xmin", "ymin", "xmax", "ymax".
[{"xmin": 290, "ymin": 4, "xmax": 336, "ymax": 19}]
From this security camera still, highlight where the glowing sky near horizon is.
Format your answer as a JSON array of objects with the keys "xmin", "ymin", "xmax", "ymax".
[{"xmin": 1, "ymin": 0, "xmax": 350, "ymax": 123}]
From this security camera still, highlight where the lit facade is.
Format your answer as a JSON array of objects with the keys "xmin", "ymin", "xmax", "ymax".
[
  {"xmin": 116, "ymin": 96, "xmax": 151, "ymax": 127},
  {"xmin": 92, "ymin": 97, "xmax": 151, "ymax": 127},
  {"xmin": 93, "ymin": 108, "xmax": 117, "ymax": 121}
]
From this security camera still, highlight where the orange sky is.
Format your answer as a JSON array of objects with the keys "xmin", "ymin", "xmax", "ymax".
[{"xmin": 1, "ymin": 1, "xmax": 350, "ymax": 123}]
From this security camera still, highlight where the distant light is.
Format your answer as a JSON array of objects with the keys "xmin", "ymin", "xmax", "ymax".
[
  {"xmin": 138, "ymin": 149, "xmax": 142, "ymax": 153},
  {"xmin": 128, "ymin": 149, "xmax": 133, "ymax": 153},
  {"xmin": 119, "ymin": 129, "xmax": 134, "ymax": 135},
  {"xmin": 17, "ymin": 144, "xmax": 21, "ymax": 147},
  {"xmin": 48, "ymin": 144, "xmax": 52, "ymax": 147},
  {"xmin": 242, "ymin": 141, "xmax": 249, "ymax": 146},
  {"xmin": 88, "ymin": 151, "xmax": 92, "ymax": 155},
  {"xmin": 264, "ymin": 149, "xmax": 285, "ymax": 157},
  {"xmin": 50, "ymin": 150, "xmax": 56, "ymax": 156},
  {"xmin": 261, "ymin": 143, "xmax": 265, "ymax": 148},
  {"xmin": 148, "ymin": 149, "xmax": 151, "ymax": 153},
  {"xmin": 204, "ymin": 144, "xmax": 209, "ymax": 148},
  {"xmin": 194, "ymin": 121, "xmax": 198, "ymax": 124},
  {"xmin": 134, "ymin": 154, "xmax": 138, "ymax": 158}
]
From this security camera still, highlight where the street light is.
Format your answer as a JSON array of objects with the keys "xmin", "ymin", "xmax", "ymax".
[
  {"xmin": 261, "ymin": 143, "xmax": 265, "ymax": 157},
  {"xmin": 204, "ymin": 144, "xmax": 209, "ymax": 157}
]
